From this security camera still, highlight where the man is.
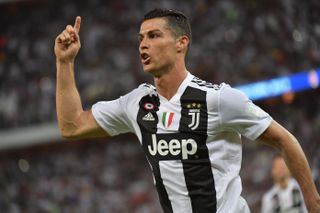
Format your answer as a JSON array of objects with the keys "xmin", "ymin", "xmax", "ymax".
[
  {"xmin": 261, "ymin": 156, "xmax": 307, "ymax": 213},
  {"xmin": 54, "ymin": 8, "xmax": 320, "ymax": 213}
]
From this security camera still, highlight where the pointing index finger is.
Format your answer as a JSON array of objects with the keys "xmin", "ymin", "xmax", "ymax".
[{"xmin": 74, "ymin": 16, "xmax": 81, "ymax": 34}]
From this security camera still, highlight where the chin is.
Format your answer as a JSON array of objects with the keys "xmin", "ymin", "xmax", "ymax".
[
  {"xmin": 143, "ymin": 65, "xmax": 157, "ymax": 75},
  {"xmin": 142, "ymin": 64, "xmax": 167, "ymax": 77}
]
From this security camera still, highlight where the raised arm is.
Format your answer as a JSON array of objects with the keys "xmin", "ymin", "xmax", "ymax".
[
  {"xmin": 54, "ymin": 17, "xmax": 109, "ymax": 139},
  {"xmin": 257, "ymin": 120, "xmax": 320, "ymax": 213}
]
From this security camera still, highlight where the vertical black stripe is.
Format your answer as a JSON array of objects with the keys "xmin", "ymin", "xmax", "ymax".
[
  {"xmin": 137, "ymin": 93, "xmax": 173, "ymax": 213},
  {"xmin": 179, "ymin": 86, "xmax": 217, "ymax": 213}
]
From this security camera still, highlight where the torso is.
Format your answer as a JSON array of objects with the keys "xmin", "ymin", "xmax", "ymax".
[{"xmin": 92, "ymin": 72, "xmax": 272, "ymax": 213}]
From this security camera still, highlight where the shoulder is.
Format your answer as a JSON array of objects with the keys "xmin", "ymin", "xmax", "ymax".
[
  {"xmin": 216, "ymin": 83, "xmax": 262, "ymax": 113},
  {"xmin": 187, "ymin": 75, "xmax": 244, "ymax": 109},
  {"xmin": 137, "ymin": 83, "xmax": 156, "ymax": 94},
  {"xmin": 188, "ymin": 75, "xmax": 245, "ymax": 100},
  {"xmin": 219, "ymin": 83, "xmax": 248, "ymax": 100},
  {"xmin": 189, "ymin": 75, "xmax": 227, "ymax": 92},
  {"xmin": 138, "ymin": 83, "xmax": 156, "ymax": 90},
  {"xmin": 197, "ymin": 80, "xmax": 249, "ymax": 109},
  {"xmin": 122, "ymin": 83, "xmax": 156, "ymax": 100}
]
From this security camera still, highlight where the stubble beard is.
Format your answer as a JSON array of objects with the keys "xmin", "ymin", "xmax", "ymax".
[{"xmin": 143, "ymin": 61, "xmax": 174, "ymax": 78}]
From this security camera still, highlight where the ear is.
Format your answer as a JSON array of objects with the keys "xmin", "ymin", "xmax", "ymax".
[{"xmin": 176, "ymin": 35, "xmax": 189, "ymax": 53}]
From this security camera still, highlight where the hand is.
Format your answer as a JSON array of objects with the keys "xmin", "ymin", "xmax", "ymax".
[{"xmin": 54, "ymin": 16, "xmax": 81, "ymax": 63}]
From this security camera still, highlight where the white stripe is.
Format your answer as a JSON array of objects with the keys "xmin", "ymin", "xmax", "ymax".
[
  {"xmin": 188, "ymin": 112, "xmax": 196, "ymax": 128},
  {"xmin": 192, "ymin": 112, "xmax": 200, "ymax": 130},
  {"xmin": 159, "ymin": 161, "xmax": 193, "ymax": 213}
]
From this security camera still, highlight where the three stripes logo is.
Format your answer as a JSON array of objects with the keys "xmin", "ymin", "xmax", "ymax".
[
  {"xmin": 143, "ymin": 112, "xmax": 155, "ymax": 121},
  {"xmin": 162, "ymin": 112, "xmax": 174, "ymax": 128}
]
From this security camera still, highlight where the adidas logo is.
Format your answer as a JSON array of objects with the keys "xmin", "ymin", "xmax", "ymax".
[{"xmin": 142, "ymin": 112, "xmax": 155, "ymax": 121}]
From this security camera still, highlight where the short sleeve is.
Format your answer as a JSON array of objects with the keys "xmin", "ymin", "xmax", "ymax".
[
  {"xmin": 219, "ymin": 85, "xmax": 272, "ymax": 140},
  {"xmin": 92, "ymin": 95, "xmax": 133, "ymax": 136}
]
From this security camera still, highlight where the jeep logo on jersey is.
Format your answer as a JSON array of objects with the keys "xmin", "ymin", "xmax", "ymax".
[{"xmin": 148, "ymin": 134, "xmax": 197, "ymax": 160}]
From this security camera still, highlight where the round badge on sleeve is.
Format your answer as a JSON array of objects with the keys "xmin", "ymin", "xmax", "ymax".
[{"xmin": 144, "ymin": 102, "xmax": 155, "ymax": 110}]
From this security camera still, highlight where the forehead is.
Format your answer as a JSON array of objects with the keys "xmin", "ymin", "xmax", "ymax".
[{"xmin": 139, "ymin": 17, "xmax": 169, "ymax": 35}]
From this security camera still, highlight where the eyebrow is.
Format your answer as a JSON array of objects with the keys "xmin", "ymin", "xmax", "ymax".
[{"xmin": 138, "ymin": 29, "xmax": 162, "ymax": 38}]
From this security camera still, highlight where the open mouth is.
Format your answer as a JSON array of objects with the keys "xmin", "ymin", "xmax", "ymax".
[{"xmin": 140, "ymin": 53, "xmax": 151, "ymax": 64}]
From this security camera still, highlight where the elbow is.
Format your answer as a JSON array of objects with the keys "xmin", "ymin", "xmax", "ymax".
[
  {"xmin": 61, "ymin": 132, "xmax": 75, "ymax": 140},
  {"xmin": 57, "ymin": 117, "xmax": 82, "ymax": 139},
  {"xmin": 59, "ymin": 129, "xmax": 75, "ymax": 139},
  {"xmin": 58, "ymin": 125, "xmax": 79, "ymax": 139}
]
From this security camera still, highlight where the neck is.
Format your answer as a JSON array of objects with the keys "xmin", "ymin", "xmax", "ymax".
[
  {"xmin": 154, "ymin": 62, "xmax": 188, "ymax": 100},
  {"xmin": 277, "ymin": 177, "xmax": 290, "ymax": 189}
]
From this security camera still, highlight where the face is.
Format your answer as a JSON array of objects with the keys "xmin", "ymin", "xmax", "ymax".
[{"xmin": 139, "ymin": 18, "xmax": 178, "ymax": 76}]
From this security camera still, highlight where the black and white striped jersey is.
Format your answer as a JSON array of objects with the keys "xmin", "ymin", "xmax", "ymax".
[
  {"xmin": 261, "ymin": 178, "xmax": 307, "ymax": 213},
  {"xmin": 92, "ymin": 72, "xmax": 273, "ymax": 213}
]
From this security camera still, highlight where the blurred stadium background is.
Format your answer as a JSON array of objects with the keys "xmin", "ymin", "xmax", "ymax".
[{"xmin": 0, "ymin": 0, "xmax": 319, "ymax": 212}]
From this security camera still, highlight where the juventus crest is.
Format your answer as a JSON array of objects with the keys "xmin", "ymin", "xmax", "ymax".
[{"xmin": 187, "ymin": 103, "xmax": 201, "ymax": 130}]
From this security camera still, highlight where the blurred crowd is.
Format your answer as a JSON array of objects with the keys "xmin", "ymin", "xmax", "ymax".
[
  {"xmin": 0, "ymin": 0, "xmax": 320, "ymax": 129},
  {"xmin": 0, "ymin": 0, "xmax": 320, "ymax": 212},
  {"xmin": 0, "ymin": 138, "xmax": 162, "ymax": 213}
]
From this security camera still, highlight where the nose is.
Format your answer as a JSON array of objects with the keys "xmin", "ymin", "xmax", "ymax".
[{"xmin": 139, "ymin": 38, "xmax": 149, "ymax": 51}]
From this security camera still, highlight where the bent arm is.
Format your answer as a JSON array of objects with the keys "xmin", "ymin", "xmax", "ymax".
[
  {"xmin": 55, "ymin": 17, "xmax": 108, "ymax": 139},
  {"xmin": 56, "ymin": 61, "xmax": 109, "ymax": 139},
  {"xmin": 257, "ymin": 120, "xmax": 320, "ymax": 212}
]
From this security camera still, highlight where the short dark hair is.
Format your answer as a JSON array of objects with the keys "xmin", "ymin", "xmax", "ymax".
[{"xmin": 143, "ymin": 8, "xmax": 192, "ymax": 46}]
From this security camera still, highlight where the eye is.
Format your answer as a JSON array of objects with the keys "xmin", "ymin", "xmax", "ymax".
[{"xmin": 149, "ymin": 33, "xmax": 159, "ymax": 39}]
